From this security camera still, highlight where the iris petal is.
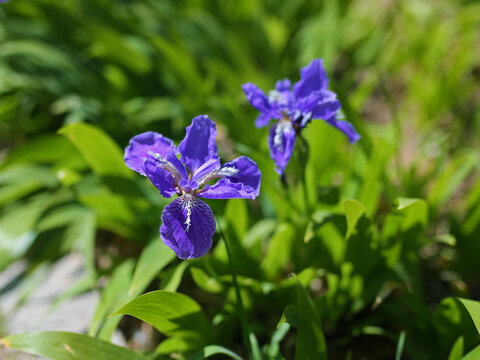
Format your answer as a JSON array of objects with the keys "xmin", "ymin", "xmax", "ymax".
[
  {"xmin": 160, "ymin": 195, "xmax": 216, "ymax": 259},
  {"xmin": 165, "ymin": 147, "xmax": 188, "ymax": 181},
  {"xmin": 143, "ymin": 158, "xmax": 178, "ymax": 198},
  {"xmin": 178, "ymin": 115, "xmax": 219, "ymax": 173},
  {"xmin": 297, "ymin": 90, "xmax": 341, "ymax": 126},
  {"xmin": 326, "ymin": 116, "xmax": 361, "ymax": 144},
  {"xmin": 293, "ymin": 59, "xmax": 329, "ymax": 99},
  {"xmin": 124, "ymin": 132, "xmax": 174, "ymax": 176},
  {"xmin": 198, "ymin": 156, "xmax": 261, "ymax": 200},
  {"xmin": 267, "ymin": 121, "xmax": 296, "ymax": 175},
  {"xmin": 275, "ymin": 78, "xmax": 291, "ymax": 92}
]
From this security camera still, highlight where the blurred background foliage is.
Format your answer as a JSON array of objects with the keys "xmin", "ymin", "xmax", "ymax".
[{"xmin": 0, "ymin": 0, "xmax": 480, "ymax": 359}]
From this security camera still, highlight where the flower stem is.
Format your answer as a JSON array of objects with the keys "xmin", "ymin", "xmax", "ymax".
[
  {"xmin": 216, "ymin": 216, "xmax": 263, "ymax": 360},
  {"xmin": 297, "ymin": 132, "xmax": 312, "ymax": 216}
]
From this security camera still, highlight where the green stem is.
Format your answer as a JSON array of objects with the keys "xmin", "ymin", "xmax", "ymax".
[
  {"xmin": 216, "ymin": 216, "xmax": 262, "ymax": 360},
  {"xmin": 297, "ymin": 132, "xmax": 312, "ymax": 217}
]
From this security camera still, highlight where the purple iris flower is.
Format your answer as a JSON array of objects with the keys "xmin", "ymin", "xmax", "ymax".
[
  {"xmin": 242, "ymin": 58, "xmax": 360, "ymax": 175},
  {"xmin": 124, "ymin": 115, "xmax": 261, "ymax": 259}
]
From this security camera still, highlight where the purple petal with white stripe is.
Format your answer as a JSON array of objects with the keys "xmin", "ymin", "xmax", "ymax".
[
  {"xmin": 143, "ymin": 158, "xmax": 178, "ymax": 198},
  {"xmin": 198, "ymin": 156, "xmax": 261, "ymax": 200},
  {"xmin": 160, "ymin": 195, "xmax": 216, "ymax": 259},
  {"xmin": 124, "ymin": 132, "xmax": 174, "ymax": 176},
  {"xmin": 178, "ymin": 115, "xmax": 219, "ymax": 173},
  {"xmin": 293, "ymin": 59, "xmax": 329, "ymax": 99},
  {"xmin": 268, "ymin": 121, "xmax": 296, "ymax": 175},
  {"xmin": 297, "ymin": 90, "xmax": 341, "ymax": 126}
]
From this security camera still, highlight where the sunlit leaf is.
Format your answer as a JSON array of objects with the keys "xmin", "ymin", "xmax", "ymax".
[
  {"xmin": 59, "ymin": 122, "xmax": 132, "ymax": 178},
  {"xmin": 294, "ymin": 276, "xmax": 327, "ymax": 360},
  {"xmin": 1, "ymin": 331, "xmax": 146, "ymax": 360}
]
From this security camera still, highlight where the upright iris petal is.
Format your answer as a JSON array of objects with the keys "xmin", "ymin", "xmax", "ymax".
[
  {"xmin": 293, "ymin": 58, "xmax": 329, "ymax": 98},
  {"xmin": 124, "ymin": 116, "xmax": 261, "ymax": 259},
  {"xmin": 242, "ymin": 58, "xmax": 360, "ymax": 175},
  {"xmin": 179, "ymin": 115, "xmax": 219, "ymax": 173}
]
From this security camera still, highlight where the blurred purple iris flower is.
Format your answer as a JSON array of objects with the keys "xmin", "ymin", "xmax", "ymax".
[
  {"xmin": 124, "ymin": 116, "xmax": 261, "ymax": 259},
  {"xmin": 243, "ymin": 58, "xmax": 360, "ymax": 175}
]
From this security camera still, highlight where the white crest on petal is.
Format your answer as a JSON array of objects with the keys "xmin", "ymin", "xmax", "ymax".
[
  {"xmin": 274, "ymin": 121, "xmax": 293, "ymax": 150},
  {"xmin": 269, "ymin": 90, "xmax": 288, "ymax": 106},
  {"xmin": 216, "ymin": 167, "xmax": 239, "ymax": 177},
  {"xmin": 197, "ymin": 166, "xmax": 239, "ymax": 187},
  {"xmin": 181, "ymin": 194, "xmax": 197, "ymax": 233},
  {"xmin": 148, "ymin": 151, "xmax": 182, "ymax": 182}
]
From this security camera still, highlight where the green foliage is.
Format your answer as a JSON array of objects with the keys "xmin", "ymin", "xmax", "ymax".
[
  {"xmin": 112, "ymin": 290, "xmax": 211, "ymax": 354},
  {"xmin": 0, "ymin": 0, "xmax": 480, "ymax": 359},
  {"xmin": 1, "ymin": 331, "xmax": 146, "ymax": 360}
]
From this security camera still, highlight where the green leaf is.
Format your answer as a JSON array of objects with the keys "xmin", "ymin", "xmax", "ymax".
[
  {"xmin": 111, "ymin": 290, "xmax": 211, "ymax": 350},
  {"xmin": 0, "ymin": 165, "xmax": 58, "ymax": 206},
  {"xmin": 395, "ymin": 331, "xmax": 406, "ymax": 360},
  {"xmin": 0, "ymin": 198, "xmax": 46, "ymax": 269},
  {"xmin": 462, "ymin": 343, "xmax": 480, "ymax": 360},
  {"xmin": 428, "ymin": 152, "xmax": 478, "ymax": 208},
  {"xmin": 190, "ymin": 267, "xmax": 223, "ymax": 293},
  {"xmin": 129, "ymin": 237, "xmax": 175, "ymax": 295},
  {"xmin": 294, "ymin": 276, "xmax": 327, "ymax": 360},
  {"xmin": 1, "ymin": 331, "xmax": 146, "ymax": 360},
  {"xmin": 187, "ymin": 345, "xmax": 243, "ymax": 360},
  {"xmin": 161, "ymin": 261, "xmax": 190, "ymax": 292},
  {"xmin": 458, "ymin": 298, "xmax": 480, "ymax": 333},
  {"xmin": 59, "ymin": 122, "xmax": 132, "ymax": 178},
  {"xmin": 448, "ymin": 336, "xmax": 464, "ymax": 360},
  {"xmin": 225, "ymin": 198, "xmax": 248, "ymax": 240},
  {"xmin": 261, "ymin": 223, "xmax": 295, "ymax": 279},
  {"xmin": 88, "ymin": 260, "xmax": 135, "ymax": 338},
  {"xmin": 343, "ymin": 199, "xmax": 366, "ymax": 239}
]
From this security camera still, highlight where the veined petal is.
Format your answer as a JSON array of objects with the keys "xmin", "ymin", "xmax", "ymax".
[
  {"xmin": 124, "ymin": 132, "xmax": 174, "ymax": 176},
  {"xmin": 242, "ymin": 82, "xmax": 270, "ymax": 113},
  {"xmin": 160, "ymin": 195, "xmax": 215, "ymax": 259},
  {"xmin": 268, "ymin": 121, "xmax": 296, "ymax": 175},
  {"xmin": 191, "ymin": 156, "xmax": 221, "ymax": 184},
  {"xmin": 165, "ymin": 147, "xmax": 188, "ymax": 181},
  {"xmin": 325, "ymin": 116, "xmax": 361, "ymax": 144},
  {"xmin": 178, "ymin": 115, "xmax": 219, "ymax": 173},
  {"xmin": 198, "ymin": 156, "xmax": 261, "ymax": 200},
  {"xmin": 293, "ymin": 59, "xmax": 329, "ymax": 99},
  {"xmin": 297, "ymin": 90, "xmax": 341, "ymax": 125},
  {"xmin": 143, "ymin": 158, "xmax": 178, "ymax": 198},
  {"xmin": 255, "ymin": 112, "xmax": 272, "ymax": 128}
]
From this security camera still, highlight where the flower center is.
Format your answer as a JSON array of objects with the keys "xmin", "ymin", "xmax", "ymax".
[{"xmin": 149, "ymin": 151, "xmax": 239, "ymax": 196}]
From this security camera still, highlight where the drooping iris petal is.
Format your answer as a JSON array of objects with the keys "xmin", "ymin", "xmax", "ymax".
[
  {"xmin": 124, "ymin": 132, "xmax": 174, "ymax": 176},
  {"xmin": 293, "ymin": 59, "xmax": 329, "ymax": 99},
  {"xmin": 325, "ymin": 117, "xmax": 361, "ymax": 144},
  {"xmin": 160, "ymin": 195, "xmax": 216, "ymax": 259},
  {"xmin": 254, "ymin": 112, "xmax": 273, "ymax": 128},
  {"xmin": 297, "ymin": 90, "xmax": 341, "ymax": 126},
  {"xmin": 268, "ymin": 121, "xmax": 296, "ymax": 175},
  {"xmin": 178, "ymin": 115, "xmax": 219, "ymax": 173},
  {"xmin": 143, "ymin": 158, "xmax": 178, "ymax": 198},
  {"xmin": 242, "ymin": 83, "xmax": 273, "ymax": 128},
  {"xmin": 198, "ymin": 156, "xmax": 261, "ymax": 200}
]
